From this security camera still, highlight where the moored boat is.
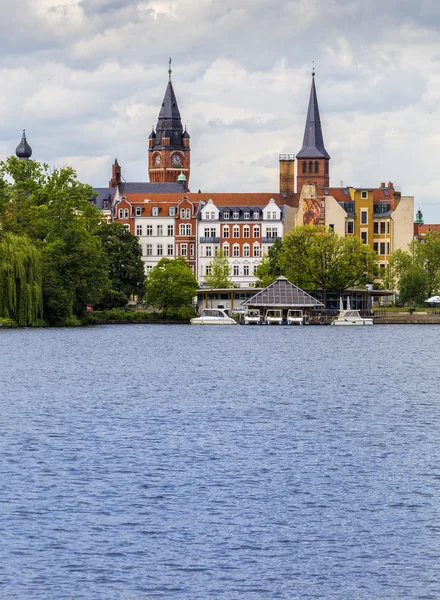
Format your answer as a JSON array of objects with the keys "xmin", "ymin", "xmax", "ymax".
[
  {"xmin": 286, "ymin": 309, "xmax": 305, "ymax": 325},
  {"xmin": 243, "ymin": 309, "xmax": 262, "ymax": 325},
  {"xmin": 190, "ymin": 308, "xmax": 237, "ymax": 325},
  {"xmin": 264, "ymin": 309, "xmax": 283, "ymax": 325},
  {"xmin": 331, "ymin": 309, "xmax": 373, "ymax": 326}
]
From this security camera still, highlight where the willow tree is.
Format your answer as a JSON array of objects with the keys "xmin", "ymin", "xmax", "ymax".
[{"xmin": 0, "ymin": 233, "xmax": 43, "ymax": 326}]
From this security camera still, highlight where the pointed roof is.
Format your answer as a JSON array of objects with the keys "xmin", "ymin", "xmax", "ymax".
[
  {"xmin": 244, "ymin": 277, "xmax": 324, "ymax": 308},
  {"xmin": 16, "ymin": 129, "xmax": 32, "ymax": 159},
  {"xmin": 296, "ymin": 74, "xmax": 330, "ymax": 160},
  {"xmin": 153, "ymin": 78, "xmax": 185, "ymax": 149}
]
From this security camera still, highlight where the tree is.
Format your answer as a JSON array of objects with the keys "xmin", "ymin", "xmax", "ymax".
[
  {"xmin": 0, "ymin": 233, "xmax": 43, "ymax": 326},
  {"xmin": 278, "ymin": 225, "xmax": 377, "ymax": 303},
  {"xmin": 255, "ymin": 238, "xmax": 283, "ymax": 287},
  {"xmin": 398, "ymin": 267, "xmax": 429, "ymax": 307},
  {"xmin": 204, "ymin": 249, "xmax": 233, "ymax": 288},
  {"xmin": 95, "ymin": 222, "xmax": 145, "ymax": 299},
  {"xmin": 144, "ymin": 257, "xmax": 198, "ymax": 317}
]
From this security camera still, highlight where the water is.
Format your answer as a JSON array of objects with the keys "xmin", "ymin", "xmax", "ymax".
[{"xmin": 1, "ymin": 324, "xmax": 440, "ymax": 599}]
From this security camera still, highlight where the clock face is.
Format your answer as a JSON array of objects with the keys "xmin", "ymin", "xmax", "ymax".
[
  {"xmin": 172, "ymin": 154, "xmax": 181, "ymax": 165},
  {"xmin": 155, "ymin": 154, "xmax": 161, "ymax": 165}
]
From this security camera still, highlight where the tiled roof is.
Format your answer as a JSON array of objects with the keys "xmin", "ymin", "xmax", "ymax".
[
  {"xmin": 244, "ymin": 277, "xmax": 324, "ymax": 307},
  {"xmin": 197, "ymin": 193, "xmax": 287, "ymax": 206},
  {"xmin": 118, "ymin": 182, "xmax": 185, "ymax": 194},
  {"xmin": 417, "ymin": 224, "xmax": 440, "ymax": 235},
  {"xmin": 91, "ymin": 187, "xmax": 114, "ymax": 209}
]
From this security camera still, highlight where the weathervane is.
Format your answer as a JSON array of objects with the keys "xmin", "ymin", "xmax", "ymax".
[
  {"xmin": 168, "ymin": 57, "xmax": 172, "ymax": 81},
  {"xmin": 312, "ymin": 61, "xmax": 315, "ymax": 76}
]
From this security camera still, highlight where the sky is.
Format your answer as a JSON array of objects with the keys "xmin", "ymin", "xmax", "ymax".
[{"xmin": 1, "ymin": 0, "xmax": 440, "ymax": 220}]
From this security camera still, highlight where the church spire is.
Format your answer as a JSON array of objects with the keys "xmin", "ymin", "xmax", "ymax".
[{"xmin": 297, "ymin": 71, "xmax": 329, "ymax": 160}]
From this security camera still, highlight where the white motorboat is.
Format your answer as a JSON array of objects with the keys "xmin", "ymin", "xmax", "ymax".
[
  {"xmin": 264, "ymin": 309, "xmax": 283, "ymax": 325},
  {"xmin": 190, "ymin": 308, "xmax": 237, "ymax": 325},
  {"xmin": 243, "ymin": 309, "xmax": 262, "ymax": 325},
  {"xmin": 331, "ymin": 309, "xmax": 373, "ymax": 326},
  {"xmin": 286, "ymin": 309, "xmax": 304, "ymax": 325}
]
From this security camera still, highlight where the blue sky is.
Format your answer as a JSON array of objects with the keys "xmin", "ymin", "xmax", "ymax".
[{"xmin": 1, "ymin": 0, "xmax": 440, "ymax": 221}]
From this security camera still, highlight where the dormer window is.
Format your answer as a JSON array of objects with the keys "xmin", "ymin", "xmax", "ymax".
[
  {"xmin": 253, "ymin": 211, "xmax": 260, "ymax": 219},
  {"xmin": 361, "ymin": 191, "xmax": 368, "ymax": 200},
  {"xmin": 135, "ymin": 207, "xmax": 142, "ymax": 216},
  {"xmin": 223, "ymin": 211, "xmax": 230, "ymax": 220},
  {"xmin": 152, "ymin": 206, "xmax": 159, "ymax": 216},
  {"xmin": 169, "ymin": 206, "xmax": 176, "ymax": 216},
  {"xmin": 244, "ymin": 211, "xmax": 250, "ymax": 219},
  {"xmin": 233, "ymin": 211, "xmax": 239, "ymax": 219}
]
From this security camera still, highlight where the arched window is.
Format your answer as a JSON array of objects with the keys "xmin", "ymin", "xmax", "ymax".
[
  {"xmin": 179, "ymin": 224, "xmax": 186, "ymax": 235},
  {"xmin": 124, "ymin": 208, "xmax": 129, "ymax": 219},
  {"xmin": 118, "ymin": 208, "xmax": 123, "ymax": 219},
  {"xmin": 253, "ymin": 243, "xmax": 261, "ymax": 257},
  {"xmin": 302, "ymin": 161, "xmax": 307, "ymax": 174},
  {"xmin": 223, "ymin": 226, "xmax": 230, "ymax": 238},
  {"xmin": 185, "ymin": 208, "xmax": 191, "ymax": 219},
  {"xmin": 180, "ymin": 208, "xmax": 185, "ymax": 219},
  {"xmin": 253, "ymin": 225, "xmax": 260, "ymax": 238},
  {"xmin": 314, "ymin": 161, "xmax": 319, "ymax": 174},
  {"xmin": 233, "ymin": 244, "xmax": 240, "ymax": 257},
  {"xmin": 243, "ymin": 226, "xmax": 250, "ymax": 238},
  {"xmin": 233, "ymin": 226, "xmax": 240, "ymax": 238},
  {"xmin": 223, "ymin": 243, "xmax": 230, "ymax": 257},
  {"xmin": 185, "ymin": 224, "xmax": 192, "ymax": 235},
  {"xmin": 243, "ymin": 244, "xmax": 250, "ymax": 257},
  {"xmin": 308, "ymin": 161, "xmax": 313, "ymax": 173}
]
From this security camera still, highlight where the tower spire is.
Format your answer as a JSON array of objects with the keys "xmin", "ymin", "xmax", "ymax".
[{"xmin": 168, "ymin": 57, "xmax": 172, "ymax": 81}]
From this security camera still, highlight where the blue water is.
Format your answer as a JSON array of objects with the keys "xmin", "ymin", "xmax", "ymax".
[{"xmin": 1, "ymin": 324, "xmax": 440, "ymax": 599}]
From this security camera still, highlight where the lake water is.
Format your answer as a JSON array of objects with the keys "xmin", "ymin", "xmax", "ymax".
[{"xmin": 1, "ymin": 324, "xmax": 440, "ymax": 599}]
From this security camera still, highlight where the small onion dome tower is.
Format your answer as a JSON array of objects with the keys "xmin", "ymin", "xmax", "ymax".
[
  {"xmin": 16, "ymin": 129, "xmax": 33, "ymax": 159},
  {"xmin": 177, "ymin": 171, "xmax": 187, "ymax": 189}
]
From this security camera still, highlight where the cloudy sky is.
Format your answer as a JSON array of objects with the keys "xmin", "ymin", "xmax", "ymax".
[{"xmin": 1, "ymin": 0, "xmax": 440, "ymax": 220}]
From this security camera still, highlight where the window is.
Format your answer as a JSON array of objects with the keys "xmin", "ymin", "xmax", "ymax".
[
  {"xmin": 187, "ymin": 209, "xmax": 191, "ymax": 219},
  {"xmin": 223, "ymin": 226, "xmax": 230, "ymax": 238},
  {"xmin": 325, "ymin": 162, "xmax": 329, "ymax": 174},
  {"xmin": 380, "ymin": 242, "xmax": 386, "ymax": 255},
  {"xmin": 361, "ymin": 231, "xmax": 367, "ymax": 244},
  {"xmin": 206, "ymin": 246, "xmax": 212, "ymax": 257},
  {"xmin": 308, "ymin": 161, "xmax": 313, "ymax": 173},
  {"xmin": 329, "ymin": 224, "xmax": 334, "ymax": 231},
  {"xmin": 373, "ymin": 222, "xmax": 379, "ymax": 234},
  {"xmin": 190, "ymin": 244, "xmax": 194, "ymax": 257},
  {"xmin": 302, "ymin": 161, "xmax": 307, "ymax": 174},
  {"xmin": 167, "ymin": 244, "xmax": 173, "ymax": 256},
  {"xmin": 314, "ymin": 161, "xmax": 319, "ymax": 174},
  {"xmin": 205, "ymin": 265, "xmax": 211, "ymax": 275},
  {"xmin": 244, "ymin": 211, "xmax": 250, "ymax": 219},
  {"xmin": 243, "ymin": 265, "xmax": 249, "ymax": 276},
  {"xmin": 180, "ymin": 208, "xmax": 186, "ymax": 219},
  {"xmin": 118, "ymin": 208, "xmax": 123, "ymax": 219},
  {"xmin": 387, "ymin": 242, "xmax": 390, "ymax": 255},
  {"xmin": 253, "ymin": 244, "xmax": 260, "ymax": 257},
  {"xmin": 210, "ymin": 227, "xmax": 216, "ymax": 237},
  {"xmin": 346, "ymin": 202, "xmax": 354, "ymax": 213},
  {"xmin": 124, "ymin": 208, "xmax": 129, "ymax": 219},
  {"xmin": 123, "ymin": 224, "xmax": 130, "ymax": 231},
  {"xmin": 361, "ymin": 211, "xmax": 368, "ymax": 225},
  {"xmin": 373, "ymin": 242, "xmax": 378, "ymax": 253},
  {"xmin": 136, "ymin": 225, "xmax": 143, "ymax": 236},
  {"xmin": 233, "ymin": 265, "xmax": 239, "ymax": 276},
  {"xmin": 169, "ymin": 206, "xmax": 176, "ymax": 216},
  {"xmin": 224, "ymin": 211, "xmax": 230, "ymax": 220},
  {"xmin": 361, "ymin": 191, "xmax": 368, "ymax": 200},
  {"xmin": 347, "ymin": 221, "xmax": 354, "ymax": 234},
  {"xmin": 180, "ymin": 208, "xmax": 191, "ymax": 219},
  {"xmin": 387, "ymin": 221, "xmax": 390, "ymax": 234},
  {"xmin": 157, "ymin": 225, "xmax": 163, "ymax": 236},
  {"xmin": 379, "ymin": 221, "xmax": 385, "ymax": 234},
  {"xmin": 146, "ymin": 225, "xmax": 153, "ymax": 236},
  {"xmin": 152, "ymin": 207, "xmax": 159, "ymax": 216},
  {"xmin": 233, "ymin": 211, "xmax": 239, "ymax": 219},
  {"xmin": 181, "ymin": 244, "xmax": 187, "ymax": 256},
  {"xmin": 233, "ymin": 244, "xmax": 240, "ymax": 257},
  {"xmin": 168, "ymin": 225, "xmax": 174, "ymax": 236},
  {"xmin": 223, "ymin": 243, "xmax": 230, "ymax": 257},
  {"xmin": 181, "ymin": 224, "xmax": 191, "ymax": 235},
  {"xmin": 136, "ymin": 207, "xmax": 142, "ymax": 216},
  {"xmin": 265, "ymin": 227, "xmax": 278, "ymax": 238},
  {"xmin": 233, "ymin": 226, "xmax": 240, "ymax": 238},
  {"xmin": 146, "ymin": 265, "xmax": 153, "ymax": 275},
  {"xmin": 243, "ymin": 226, "xmax": 250, "ymax": 238},
  {"xmin": 145, "ymin": 244, "xmax": 152, "ymax": 256},
  {"xmin": 380, "ymin": 204, "xmax": 388, "ymax": 213},
  {"xmin": 243, "ymin": 244, "xmax": 250, "ymax": 257},
  {"xmin": 157, "ymin": 244, "xmax": 163, "ymax": 256},
  {"xmin": 253, "ymin": 225, "xmax": 260, "ymax": 238},
  {"xmin": 253, "ymin": 211, "xmax": 260, "ymax": 219}
]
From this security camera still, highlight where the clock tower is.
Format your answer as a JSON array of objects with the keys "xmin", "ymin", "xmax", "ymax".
[{"xmin": 148, "ymin": 60, "xmax": 191, "ymax": 185}]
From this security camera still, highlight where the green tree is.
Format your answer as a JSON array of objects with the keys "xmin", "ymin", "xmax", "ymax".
[
  {"xmin": 398, "ymin": 267, "xmax": 429, "ymax": 307},
  {"xmin": 204, "ymin": 249, "xmax": 233, "ymax": 288},
  {"xmin": 95, "ymin": 222, "xmax": 145, "ymax": 299},
  {"xmin": 0, "ymin": 233, "xmax": 43, "ymax": 326},
  {"xmin": 255, "ymin": 238, "xmax": 283, "ymax": 287},
  {"xmin": 279, "ymin": 225, "xmax": 377, "ymax": 303},
  {"xmin": 144, "ymin": 257, "xmax": 198, "ymax": 317}
]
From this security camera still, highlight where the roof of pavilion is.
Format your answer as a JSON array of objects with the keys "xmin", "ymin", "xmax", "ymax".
[{"xmin": 243, "ymin": 277, "xmax": 324, "ymax": 308}]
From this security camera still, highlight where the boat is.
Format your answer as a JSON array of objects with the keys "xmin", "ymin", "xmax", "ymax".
[
  {"xmin": 331, "ymin": 309, "xmax": 373, "ymax": 326},
  {"xmin": 243, "ymin": 309, "xmax": 262, "ymax": 325},
  {"xmin": 286, "ymin": 309, "xmax": 305, "ymax": 325},
  {"xmin": 190, "ymin": 308, "xmax": 237, "ymax": 325},
  {"xmin": 264, "ymin": 309, "xmax": 283, "ymax": 325}
]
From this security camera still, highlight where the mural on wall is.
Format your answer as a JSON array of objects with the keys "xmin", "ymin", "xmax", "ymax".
[{"xmin": 303, "ymin": 197, "xmax": 325, "ymax": 226}]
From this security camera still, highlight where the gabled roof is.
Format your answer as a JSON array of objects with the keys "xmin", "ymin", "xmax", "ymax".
[
  {"xmin": 297, "ymin": 75, "xmax": 330, "ymax": 160},
  {"xmin": 244, "ymin": 277, "xmax": 324, "ymax": 307}
]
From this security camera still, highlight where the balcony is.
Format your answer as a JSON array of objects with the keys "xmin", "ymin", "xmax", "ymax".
[
  {"xmin": 200, "ymin": 237, "xmax": 220, "ymax": 243},
  {"xmin": 262, "ymin": 236, "xmax": 282, "ymax": 243}
]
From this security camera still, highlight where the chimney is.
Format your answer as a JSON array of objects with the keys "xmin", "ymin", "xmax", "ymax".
[
  {"xmin": 109, "ymin": 159, "xmax": 121, "ymax": 188},
  {"xmin": 388, "ymin": 181, "xmax": 393, "ymax": 188},
  {"xmin": 279, "ymin": 154, "xmax": 295, "ymax": 196},
  {"xmin": 380, "ymin": 182, "xmax": 386, "ymax": 188}
]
